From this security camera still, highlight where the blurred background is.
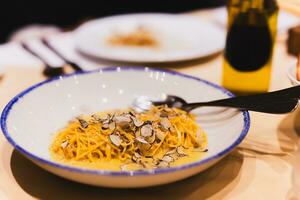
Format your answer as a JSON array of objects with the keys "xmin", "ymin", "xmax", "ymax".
[
  {"xmin": 2, "ymin": 0, "xmax": 300, "ymax": 199},
  {"xmin": 0, "ymin": 0, "xmax": 226, "ymax": 43}
]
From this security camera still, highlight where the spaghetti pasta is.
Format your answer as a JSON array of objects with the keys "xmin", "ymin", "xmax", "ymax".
[{"xmin": 50, "ymin": 105, "xmax": 207, "ymax": 170}]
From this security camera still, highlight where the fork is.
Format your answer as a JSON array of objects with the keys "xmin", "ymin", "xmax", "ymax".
[
  {"xmin": 20, "ymin": 42, "xmax": 65, "ymax": 78},
  {"xmin": 132, "ymin": 86, "xmax": 300, "ymax": 114},
  {"xmin": 41, "ymin": 38, "xmax": 83, "ymax": 72}
]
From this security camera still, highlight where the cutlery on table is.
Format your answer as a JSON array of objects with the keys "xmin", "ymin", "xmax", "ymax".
[
  {"xmin": 133, "ymin": 86, "xmax": 300, "ymax": 114},
  {"xmin": 20, "ymin": 42, "xmax": 65, "ymax": 78},
  {"xmin": 41, "ymin": 38, "xmax": 83, "ymax": 72}
]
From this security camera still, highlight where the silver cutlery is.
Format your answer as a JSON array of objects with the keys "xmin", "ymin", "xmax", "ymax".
[
  {"xmin": 20, "ymin": 42, "xmax": 65, "ymax": 78},
  {"xmin": 41, "ymin": 38, "xmax": 83, "ymax": 72},
  {"xmin": 133, "ymin": 86, "xmax": 300, "ymax": 114}
]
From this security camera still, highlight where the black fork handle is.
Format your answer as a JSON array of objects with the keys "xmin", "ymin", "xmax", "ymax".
[
  {"xmin": 182, "ymin": 86, "xmax": 300, "ymax": 113},
  {"xmin": 41, "ymin": 38, "xmax": 83, "ymax": 72},
  {"xmin": 254, "ymin": 85, "xmax": 300, "ymax": 99},
  {"xmin": 182, "ymin": 96, "xmax": 299, "ymax": 114},
  {"xmin": 20, "ymin": 42, "xmax": 64, "ymax": 78}
]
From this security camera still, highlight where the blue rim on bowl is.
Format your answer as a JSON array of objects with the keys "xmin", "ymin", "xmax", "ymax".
[{"xmin": 0, "ymin": 67, "xmax": 250, "ymax": 176}]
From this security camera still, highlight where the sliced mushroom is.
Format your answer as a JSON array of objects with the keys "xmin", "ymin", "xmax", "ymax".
[
  {"xmin": 141, "ymin": 124, "xmax": 153, "ymax": 137},
  {"xmin": 159, "ymin": 111, "xmax": 169, "ymax": 118},
  {"xmin": 169, "ymin": 126, "xmax": 176, "ymax": 133},
  {"xmin": 136, "ymin": 136, "xmax": 148, "ymax": 144},
  {"xmin": 125, "ymin": 113, "xmax": 133, "ymax": 118},
  {"xmin": 109, "ymin": 134, "xmax": 122, "ymax": 147},
  {"xmin": 114, "ymin": 115, "xmax": 131, "ymax": 124},
  {"xmin": 162, "ymin": 155, "xmax": 174, "ymax": 163},
  {"xmin": 134, "ymin": 152, "xmax": 142, "ymax": 158},
  {"xmin": 109, "ymin": 114, "xmax": 115, "ymax": 121},
  {"xmin": 101, "ymin": 115, "xmax": 110, "ymax": 128},
  {"xmin": 165, "ymin": 148, "xmax": 176, "ymax": 155},
  {"xmin": 176, "ymin": 146, "xmax": 187, "ymax": 157},
  {"xmin": 91, "ymin": 114, "xmax": 101, "ymax": 122},
  {"xmin": 114, "ymin": 130, "xmax": 121, "ymax": 135},
  {"xmin": 145, "ymin": 132, "xmax": 156, "ymax": 144},
  {"xmin": 143, "ymin": 121, "xmax": 152, "ymax": 125},
  {"xmin": 128, "ymin": 111, "xmax": 136, "ymax": 116},
  {"xmin": 100, "ymin": 115, "xmax": 110, "ymax": 123},
  {"xmin": 113, "ymin": 115, "xmax": 132, "ymax": 129},
  {"xmin": 160, "ymin": 117, "xmax": 171, "ymax": 130},
  {"xmin": 102, "ymin": 122, "xmax": 109, "ymax": 130},
  {"xmin": 135, "ymin": 129, "xmax": 141, "ymax": 138},
  {"xmin": 165, "ymin": 149, "xmax": 178, "ymax": 160},
  {"xmin": 109, "ymin": 122, "xmax": 116, "ymax": 131},
  {"xmin": 155, "ymin": 130, "xmax": 166, "ymax": 141},
  {"xmin": 162, "ymin": 106, "xmax": 173, "ymax": 113},
  {"xmin": 157, "ymin": 161, "xmax": 170, "ymax": 168},
  {"xmin": 137, "ymin": 142, "xmax": 152, "ymax": 156},
  {"xmin": 60, "ymin": 140, "xmax": 68, "ymax": 148},
  {"xmin": 132, "ymin": 157, "xmax": 139, "ymax": 163},
  {"xmin": 132, "ymin": 152, "xmax": 142, "ymax": 162},
  {"xmin": 131, "ymin": 116, "xmax": 144, "ymax": 127},
  {"xmin": 145, "ymin": 156, "xmax": 157, "ymax": 166},
  {"xmin": 78, "ymin": 118, "xmax": 89, "ymax": 129}
]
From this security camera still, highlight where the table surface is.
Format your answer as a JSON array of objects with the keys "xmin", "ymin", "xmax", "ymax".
[{"xmin": 0, "ymin": 8, "xmax": 300, "ymax": 200}]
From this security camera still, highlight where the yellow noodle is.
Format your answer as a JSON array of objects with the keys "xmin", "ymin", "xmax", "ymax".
[{"xmin": 50, "ymin": 106, "xmax": 207, "ymax": 170}]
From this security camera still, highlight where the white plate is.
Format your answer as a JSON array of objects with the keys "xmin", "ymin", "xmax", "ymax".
[
  {"xmin": 1, "ymin": 67, "xmax": 249, "ymax": 188},
  {"xmin": 74, "ymin": 14, "xmax": 225, "ymax": 63}
]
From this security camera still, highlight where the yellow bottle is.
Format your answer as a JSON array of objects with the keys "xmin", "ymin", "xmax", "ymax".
[{"xmin": 222, "ymin": 0, "xmax": 278, "ymax": 94}]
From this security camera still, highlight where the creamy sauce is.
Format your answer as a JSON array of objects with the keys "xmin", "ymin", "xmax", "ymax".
[
  {"xmin": 51, "ymin": 151, "xmax": 205, "ymax": 171},
  {"xmin": 50, "ymin": 106, "xmax": 208, "ymax": 171}
]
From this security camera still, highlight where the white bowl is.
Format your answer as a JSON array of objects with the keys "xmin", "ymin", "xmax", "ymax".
[
  {"xmin": 287, "ymin": 62, "xmax": 300, "ymax": 86},
  {"xmin": 1, "ymin": 67, "xmax": 250, "ymax": 188}
]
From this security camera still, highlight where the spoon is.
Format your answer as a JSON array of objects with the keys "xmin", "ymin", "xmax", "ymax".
[{"xmin": 132, "ymin": 86, "xmax": 300, "ymax": 114}]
